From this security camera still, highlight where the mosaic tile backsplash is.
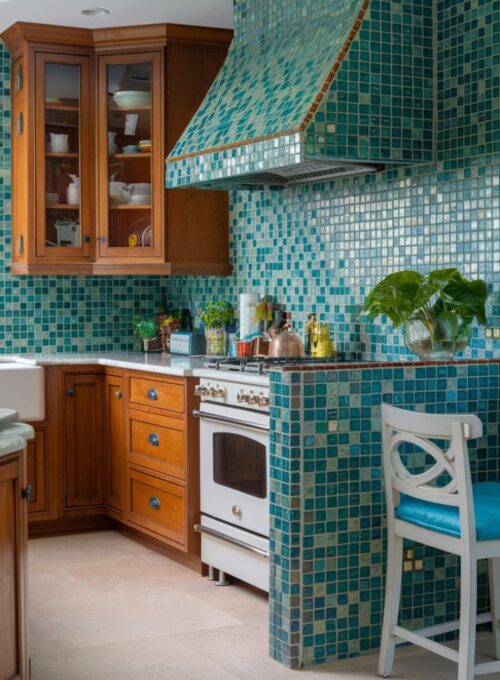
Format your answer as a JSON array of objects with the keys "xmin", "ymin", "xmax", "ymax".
[
  {"xmin": 0, "ymin": 45, "xmax": 166, "ymax": 354},
  {"xmin": 269, "ymin": 360, "xmax": 500, "ymax": 667},
  {"xmin": 167, "ymin": 0, "xmax": 500, "ymax": 361},
  {"xmin": 166, "ymin": 0, "xmax": 434, "ymax": 188}
]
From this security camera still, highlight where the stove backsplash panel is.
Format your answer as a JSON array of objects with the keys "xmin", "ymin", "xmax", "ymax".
[{"xmin": 167, "ymin": 0, "xmax": 499, "ymax": 362}]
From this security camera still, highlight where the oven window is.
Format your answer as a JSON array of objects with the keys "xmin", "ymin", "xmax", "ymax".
[{"xmin": 213, "ymin": 433, "xmax": 267, "ymax": 499}]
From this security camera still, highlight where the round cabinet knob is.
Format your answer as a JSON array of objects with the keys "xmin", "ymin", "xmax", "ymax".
[
  {"xmin": 232, "ymin": 505, "xmax": 242, "ymax": 518},
  {"xmin": 21, "ymin": 485, "xmax": 32, "ymax": 501},
  {"xmin": 149, "ymin": 496, "xmax": 160, "ymax": 510},
  {"xmin": 258, "ymin": 394, "xmax": 270, "ymax": 407},
  {"xmin": 115, "ymin": 390, "xmax": 123, "ymax": 399},
  {"xmin": 147, "ymin": 388, "xmax": 158, "ymax": 401},
  {"xmin": 148, "ymin": 433, "xmax": 160, "ymax": 447},
  {"xmin": 66, "ymin": 389, "xmax": 74, "ymax": 397}
]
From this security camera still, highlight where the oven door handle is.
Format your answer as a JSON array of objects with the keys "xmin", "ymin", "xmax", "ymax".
[
  {"xmin": 194, "ymin": 523, "xmax": 269, "ymax": 559},
  {"xmin": 192, "ymin": 409, "xmax": 269, "ymax": 433}
]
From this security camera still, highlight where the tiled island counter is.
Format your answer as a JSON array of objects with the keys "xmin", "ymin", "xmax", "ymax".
[{"xmin": 268, "ymin": 359, "xmax": 500, "ymax": 669}]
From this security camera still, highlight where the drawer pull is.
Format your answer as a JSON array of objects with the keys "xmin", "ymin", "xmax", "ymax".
[
  {"xmin": 147, "ymin": 388, "xmax": 158, "ymax": 401},
  {"xmin": 115, "ymin": 390, "xmax": 123, "ymax": 399},
  {"xmin": 148, "ymin": 432, "xmax": 160, "ymax": 447},
  {"xmin": 149, "ymin": 496, "xmax": 160, "ymax": 510}
]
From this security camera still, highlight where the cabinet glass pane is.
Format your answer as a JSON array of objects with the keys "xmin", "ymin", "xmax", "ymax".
[
  {"xmin": 107, "ymin": 62, "xmax": 152, "ymax": 249},
  {"xmin": 44, "ymin": 63, "xmax": 81, "ymax": 248}
]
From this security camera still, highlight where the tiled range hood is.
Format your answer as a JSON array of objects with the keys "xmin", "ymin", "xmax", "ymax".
[{"xmin": 166, "ymin": 0, "xmax": 434, "ymax": 190}]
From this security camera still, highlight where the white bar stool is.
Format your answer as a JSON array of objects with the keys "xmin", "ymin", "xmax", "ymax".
[{"xmin": 379, "ymin": 403, "xmax": 500, "ymax": 680}]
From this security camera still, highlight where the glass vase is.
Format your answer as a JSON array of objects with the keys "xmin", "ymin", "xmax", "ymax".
[
  {"xmin": 404, "ymin": 313, "xmax": 472, "ymax": 360},
  {"xmin": 205, "ymin": 327, "xmax": 227, "ymax": 356}
]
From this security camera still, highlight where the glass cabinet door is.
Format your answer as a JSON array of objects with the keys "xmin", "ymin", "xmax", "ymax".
[
  {"xmin": 97, "ymin": 52, "xmax": 163, "ymax": 259},
  {"xmin": 35, "ymin": 53, "xmax": 92, "ymax": 260}
]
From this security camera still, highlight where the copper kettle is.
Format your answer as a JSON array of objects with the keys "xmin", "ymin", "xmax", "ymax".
[{"xmin": 268, "ymin": 327, "xmax": 305, "ymax": 358}]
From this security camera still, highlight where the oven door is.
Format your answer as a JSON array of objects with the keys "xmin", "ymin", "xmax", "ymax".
[{"xmin": 195, "ymin": 402, "xmax": 269, "ymax": 537}]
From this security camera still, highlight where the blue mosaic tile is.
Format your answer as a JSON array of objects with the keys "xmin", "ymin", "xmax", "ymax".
[
  {"xmin": 269, "ymin": 361, "xmax": 500, "ymax": 667},
  {"xmin": 166, "ymin": 0, "xmax": 434, "ymax": 189}
]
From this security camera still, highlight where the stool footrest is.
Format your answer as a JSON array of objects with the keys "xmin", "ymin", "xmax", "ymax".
[
  {"xmin": 394, "ymin": 625, "xmax": 459, "ymax": 662},
  {"xmin": 396, "ymin": 612, "xmax": 492, "ymax": 646},
  {"xmin": 475, "ymin": 660, "xmax": 500, "ymax": 675}
]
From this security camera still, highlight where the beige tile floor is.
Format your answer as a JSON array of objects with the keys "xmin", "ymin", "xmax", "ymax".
[{"xmin": 29, "ymin": 531, "xmax": 499, "ymax": 680}]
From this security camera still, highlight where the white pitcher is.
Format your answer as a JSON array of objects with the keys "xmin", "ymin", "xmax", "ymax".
[
  {"xmin": 108, "ymin": 131, "xmax": 118, "ymax": 154},
  {"xmin": 49, "ymin": 133, "xmax": 69, "ymax": 153}
]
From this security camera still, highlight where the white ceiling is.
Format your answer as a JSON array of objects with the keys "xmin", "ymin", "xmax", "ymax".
[{"xmin": 0, "ymin": 0, "xmax": 233, "ymax": 34}]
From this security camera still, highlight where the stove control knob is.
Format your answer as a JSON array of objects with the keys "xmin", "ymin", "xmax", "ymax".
[
  {"xmin": 214, "ymin": 386, "xmax": 226, "ymax": 399},
  {"xmin": 195, "ymin": 384, "xmax": 209, "ymax": 397},
  {"xmin": 258, "ymin": 393, "xmax": 270, "ymax": 407},
  {"xmin": 247, "ymin": 391, "xmax": 258, "ymax": 405},
  {"xmin": 232, "ymin": 505, "xmax": 242, "ymax": 518},
  {"xmin": 237, "ymin": 391, "xmax": 246, "ymax": 403}
]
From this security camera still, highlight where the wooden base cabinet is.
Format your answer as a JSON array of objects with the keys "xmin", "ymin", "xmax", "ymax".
[
  {"xmin": 104, "ymin": 372, "xmax": 125, "ymax": 520},
  {"xmin": 27, "ymin": 366, "xmax": 201, "ymax": 562},
  {"xmin": 0, "ymin": 449, "xmax": 29, "ymax": 680},
  {"xmin": 2, "ymin": 22, "xmax": 232, "ymax": 276}
]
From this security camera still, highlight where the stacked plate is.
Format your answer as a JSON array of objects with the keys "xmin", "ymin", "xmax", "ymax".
[
  {"xmin": 128, "ymin": 182, "xmax": 151, "ymax": 205},
  {"xmin": 113, "ymin": 91, "xmax": 151, "ymax": 108}
]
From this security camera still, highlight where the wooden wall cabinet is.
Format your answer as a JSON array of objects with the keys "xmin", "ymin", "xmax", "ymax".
[
  {"xmin": 2, "ymin": 22, "xmax": 232, "ymax": 276},
  {"xmin": 0, "ymin": 448, "xmax": 29, "ymax": 680}
]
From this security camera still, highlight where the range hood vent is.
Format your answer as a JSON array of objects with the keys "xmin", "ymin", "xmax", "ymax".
[
  {"xmin": 166, "ymin": 0, "xmax": 434, "ymax": 191},
  {"xmin": 235, "ymin": 161, "xmax": 380, "ymax": 188}
]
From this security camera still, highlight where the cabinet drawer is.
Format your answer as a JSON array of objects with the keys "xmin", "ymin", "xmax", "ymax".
[
  {"xmin": 129, "ymin": 376, "xmax": 184, "ymax": 413},
  {"xmin": 129, "ymin": 410, "xmax": 184, "ymax": 480},
  {"xmin": 127, "ymin": 470, "xmax": 185, "ymax": 546}
]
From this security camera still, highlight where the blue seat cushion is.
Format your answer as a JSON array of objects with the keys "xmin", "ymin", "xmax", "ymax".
[{"xmin": 395, "ymin": 482, "xmax": 500, "ymax": 541}]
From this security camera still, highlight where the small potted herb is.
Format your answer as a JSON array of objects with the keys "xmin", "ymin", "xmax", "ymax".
[
  {"xmin": 133, "ymin": 319, "xmax": 161, "ymax": 352},
  {"xmin": 200, "ymin": 299, "xmax": 234, "ymax": 356},
  {"xmin": 362, "ymin": 268, "xmax": 488, "ymax": 359}
]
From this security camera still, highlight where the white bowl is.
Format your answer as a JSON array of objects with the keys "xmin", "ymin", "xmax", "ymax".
[
  {"xmin": 113, "ymin": 91, "xmax": 151, "ymax": 108},
  {"xmin": 129, "ymin": 195, "xmax": 151, "ymax": 204},
  {"xmin": 128, "ymin": 183, "xmax": 151, "ymax": 194}
]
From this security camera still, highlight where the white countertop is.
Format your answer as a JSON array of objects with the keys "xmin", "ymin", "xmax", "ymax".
[{"xmin": 2, "ymin": 352, "xmax": 206, "ymax": 377}]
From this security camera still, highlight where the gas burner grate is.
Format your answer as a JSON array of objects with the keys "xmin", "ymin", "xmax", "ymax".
[{"xmin": 203, "ymin": 352, "xmax": 349, "ymax": 375}]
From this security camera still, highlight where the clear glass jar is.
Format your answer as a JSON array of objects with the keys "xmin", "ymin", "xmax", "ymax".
[
  {"xmin": 404, "ymin": 313, "xmax": 472, "ymax": 360},
  {"xmin": 205, "ymin": 327, "xmax": 227, "ymax": 356}
]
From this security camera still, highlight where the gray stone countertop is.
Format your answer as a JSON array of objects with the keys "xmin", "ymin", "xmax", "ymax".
[
  {"xmin": 0, "ymin": 419, "xmax": 34, "ymax": 459},
  {"xmin": 1, "ymin": 352, "xmax": 206, "ymax": 377}
]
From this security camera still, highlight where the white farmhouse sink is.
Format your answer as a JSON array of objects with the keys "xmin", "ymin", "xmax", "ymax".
[{"xmin": 0, "ymin": 363, "xmax": 45, "ymax": 421}]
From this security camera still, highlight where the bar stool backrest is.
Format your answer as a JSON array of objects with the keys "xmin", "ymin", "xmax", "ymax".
[{"xmin": 381, "ymin": 403, "xmax": 483, "ymax": 545}]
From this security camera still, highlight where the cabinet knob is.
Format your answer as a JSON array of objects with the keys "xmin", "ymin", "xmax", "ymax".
[
  {"xmin": 115, "ymin": 390, "xmax": 123, "ymax": 399},
  {"xmin": 98, "ymin": 235, "xmax": 106, "ymax": 243},
  {"xmin": 82, "ymin": 235, "xmax": 91, "ymax": 244},
  {"xmin": 148, "ymin": 433, "xmax": 160, "ymax": 447},
  {"xmin": 147, "ymin": 388, "xmax": 158, "ymax": 401},
  {"xmin": 21, "ymin": 485, "xmax": 32, "ymax": 501},
  {"xmin": 149, "ymin": 496, "xmax": 160, "ymax": 510},
  {"xmin": 66, "ymin": 389, "xmax": 75, "ymax": 397}
]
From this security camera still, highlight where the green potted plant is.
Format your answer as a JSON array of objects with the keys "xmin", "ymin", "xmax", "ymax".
[
  {"xmin": 200, "ymin": 299, "xmax": 234, "ymax": 356},
  {"xmin": 133, "ymin": 319, "xmax": 161, "ymax": 352},
  {"xmin": 362, "ymin": 268, "xmax": 489, "ymax": 359}
]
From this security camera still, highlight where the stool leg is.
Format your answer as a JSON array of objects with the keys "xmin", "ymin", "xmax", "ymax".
[
  {"xmin": 458, "ymin": 554, "xmax": 477, "ymax": 680},
  {"xmin": 378, "ymin": 533, "xmax": 403, "ymax": 677},
  {"xmin": 488, "ymin": 558, "xmax": 500, "ymax": 659}
]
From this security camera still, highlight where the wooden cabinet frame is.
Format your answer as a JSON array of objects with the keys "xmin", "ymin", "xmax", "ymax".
[{"xmin": 2, "ymin": 22, "xmax": 232, "ymax": 276}]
